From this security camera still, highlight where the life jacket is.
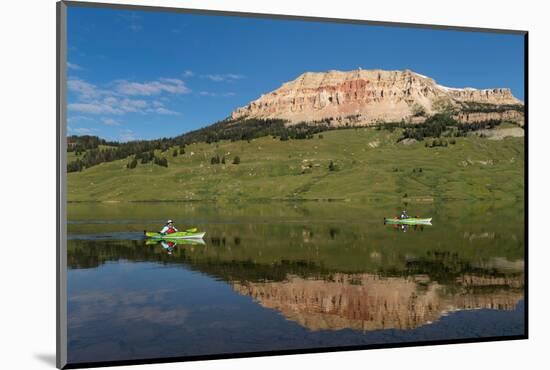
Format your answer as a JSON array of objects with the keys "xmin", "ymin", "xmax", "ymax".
[{"xmin": 166, "ymin": 226, "xmax": 177, "ymax": 234}]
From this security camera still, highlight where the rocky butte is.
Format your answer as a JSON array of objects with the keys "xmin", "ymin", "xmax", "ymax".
[{"xmin": 231, "ymin": 69, "xmax": 524, "ymax": 126}]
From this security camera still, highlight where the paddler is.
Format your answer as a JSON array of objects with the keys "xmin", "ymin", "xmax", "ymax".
[
  {"xmin": 400, "ymin": 210, "xmax": 409, "ymax": 219},
  {"xmin": 159, "ymin": 219, "xmax": 178, "ymax": 235}
]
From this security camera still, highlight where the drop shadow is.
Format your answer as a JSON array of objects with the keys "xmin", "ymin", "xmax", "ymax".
[{"xmin": 34, "ymin": 353, "xmax": 56, "ymax": 367}]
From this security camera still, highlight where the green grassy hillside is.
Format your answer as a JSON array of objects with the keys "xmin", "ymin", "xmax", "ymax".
[{"xmin": 67, "ymin": 128, "xmax": 524, "ymax": 202}]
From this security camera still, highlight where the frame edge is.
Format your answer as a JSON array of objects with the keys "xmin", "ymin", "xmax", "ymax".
[{"xmin": 57, "ymin": 1, "xmax": 68, "ymax": 369}]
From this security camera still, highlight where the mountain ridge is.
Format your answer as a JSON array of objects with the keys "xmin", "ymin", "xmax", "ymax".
[{"xmin": 231, "ymin": 69, "xmax": 523, "ymax": 126}]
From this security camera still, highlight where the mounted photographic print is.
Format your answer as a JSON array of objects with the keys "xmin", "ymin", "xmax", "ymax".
[{"xmin": 56, "ymin": 1, "xmax": 528, "ymax": 368}]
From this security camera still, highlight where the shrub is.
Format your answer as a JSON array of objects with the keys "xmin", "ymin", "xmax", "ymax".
[
  {"xmin": 127, "ymin": 158, "xmax": 138, "ymax": 169},
  {"xmin": 232, "ymin": 156, "xmax": 240, "ymax": 165},
  {"xmin": 210, "ymin": 155, "xmax": 220, "ymax": 165},
  {"xmin": 411, "ymin": 103, "xmax": 426, "ymax": 117},
  {"xmin": 154, "ymin": 156, "xmax": 168, "ymax": 167}
]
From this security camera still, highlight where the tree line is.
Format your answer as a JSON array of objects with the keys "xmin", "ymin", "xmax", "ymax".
[
  {"xmin": 67, "ymin": 135, "xmax": 119, "ymax": 153},
  {"xmin": 66, "ymin": 118, "xmax": 335, "ymax": 172},
  {"xmin": 393, "ymin": 113, "xmax": 505, "ymax": 142}
]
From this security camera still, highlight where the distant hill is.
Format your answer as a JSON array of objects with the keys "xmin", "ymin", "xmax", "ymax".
[{"xmin": 67, "ymin": 128, "xmax": 524, "ymax": 202}]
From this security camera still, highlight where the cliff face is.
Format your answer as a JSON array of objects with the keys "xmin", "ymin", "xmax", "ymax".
[
  {"xmin": 232, "ymin": 273, "xmax": 523, "ymax": 332},
  {"xmin": 453, "ymin": 110, "xmax": 525, "ymax": 126},
  {"xmin": 231, "ymin": 69, "xmax": 523, "ymax": 126}
]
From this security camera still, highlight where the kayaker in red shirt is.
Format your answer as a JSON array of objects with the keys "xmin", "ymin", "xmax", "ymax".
[{"xmin": 159, "ymin": 220, "xmax": 178, "ymax": 235}]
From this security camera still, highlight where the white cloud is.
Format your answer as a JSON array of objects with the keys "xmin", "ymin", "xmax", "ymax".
[
  {"xmin": 118, "ymin": 98, "xmax": 148, "ymax": 112},
  {"xmin": 101, "ymin": 118, "xmax": 121, "ymax": 126},
  {"xmin": 68, "ymin": 102, "xmax": 123, "ymax": 115},
  {"xmin": 152, "ymin": 107, "xmax": 180, "ymax": 115},
  {"xmin": 67, "ymin": 62, "xmax": 83, "ymax": 70},
  {"xmin": 67, "ymin": 115, "xmax": 93, "ymax": 123},
  {"xmin": 115, "ymin": 78, "xmax": 190, "ymax": 96},
  {"xmin": 68, "ymin": 77, "xmax": 185, "ymax": 117},
  {"xmin": 199, "ymin": 91, "xmax": 236, "ymax": 97},
  {"xmin": 182, "ymin": 70, "xmax": 194, "ymax": 78},
  {"xmin": 69, "ymin": 127, "xmax": 97, "ymax": 135},
  {"xmin": 68, "ymin": 79, "xmax": 101, "ymax": 99},
  {"xmin": 69, "ymin": 97, "xmax": 153, "ymax": 115},
  {"xmin": 201, "ymin": 73, "xmax": 244, "ymax": 82},
  {"xmin": 119, "ymin": 129, "xmax": 137, "ymax": 142}
]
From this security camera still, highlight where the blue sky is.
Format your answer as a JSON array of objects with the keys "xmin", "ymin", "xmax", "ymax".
[{"xmin": 67, "ymin": 6, "xmax": 525, "ymax": 142}]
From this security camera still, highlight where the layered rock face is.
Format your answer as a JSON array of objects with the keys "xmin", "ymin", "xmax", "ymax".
[
  {"xmin": 232, "ymin": 272, "xmax": 523, "ymax": 332},
  {"xmin": 453, "ymin": 110, "xmax": 525, "ymax": 126},
  {"xmin": 231, "ymin": 69, "xmax": 523, "ymax": 126}
]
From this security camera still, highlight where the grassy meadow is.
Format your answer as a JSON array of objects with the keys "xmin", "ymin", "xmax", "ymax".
[{"xmin": 67, "ymin": 127, "xmax": 524, "ymax": 202}]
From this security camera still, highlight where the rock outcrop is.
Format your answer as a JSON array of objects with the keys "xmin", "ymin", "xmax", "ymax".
[
  {"xmin": 453, "ymin": 110, "xmax": 524, "ymax": 126},
  {"xmin": 231, "ymin": 69, "xmax": 523, "ymax": 126}
]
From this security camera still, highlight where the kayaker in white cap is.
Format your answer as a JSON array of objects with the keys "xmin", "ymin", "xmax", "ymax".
[
  {"xmin": 159, "ymin": 220, "xmax": 178, "ymax": 235},
  {"xmin": 400, "ymin": 210, "xmax": 409, "ymax": 219}
]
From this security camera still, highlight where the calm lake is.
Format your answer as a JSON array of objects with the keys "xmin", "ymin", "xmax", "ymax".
[{"xmin": 66, "ymin": 201, "xmax": 525, "ymax": 364}]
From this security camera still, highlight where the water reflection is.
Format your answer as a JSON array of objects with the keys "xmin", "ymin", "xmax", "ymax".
[
  {"xmin": 145, "ymin": 238, "xmax": 206, "ymax": 255},
  {"xmin": 68, "ymin": 232, "xmax": 524, "ymax": 334},
  {"xmin": 232, "ymin": 272, "xmax": 523, "ymax": 332},
  {"xmin": 66, "ymin": 201, "xmax": 525, "ymax": 363},
  {"xmin": 385, "ymin": 223, "xmax": 429, "ymax": 233}
]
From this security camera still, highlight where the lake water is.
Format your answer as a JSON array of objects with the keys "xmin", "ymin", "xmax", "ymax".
[{"xmin": 66, "ymin": 201, "xmax": 525, "ymax": 364}]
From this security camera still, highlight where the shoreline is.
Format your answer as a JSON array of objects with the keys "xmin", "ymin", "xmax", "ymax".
[{"xmin": 66, "ymin": 196, "xmax": 524, "ymax": 204}]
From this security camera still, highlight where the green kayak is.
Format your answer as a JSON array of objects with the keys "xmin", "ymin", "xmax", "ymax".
[
  {"xmin": 145, "ymin": 230, "xmax": 206, "ymax": 239},
  {"xmin": 384, "ymin": 217, "xmax": 432, "ymax": 225}
]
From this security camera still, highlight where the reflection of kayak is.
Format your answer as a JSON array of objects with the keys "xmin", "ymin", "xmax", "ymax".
[
  {"xmin": 384, "ymin": 217, "xmax": 432, "ymax": 225},
  {"xmin": 145, "ymin": 238, "xmax": 206, "ymax": 246},
  {"xmin": 145, "ymin": 230, "xmax": 206, "ymax": 239}
]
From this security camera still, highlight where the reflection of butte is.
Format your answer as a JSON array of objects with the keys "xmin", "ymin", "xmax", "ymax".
[{"xmin": 232, "ymin": 273, "xmax": 524, "ymax": 331}]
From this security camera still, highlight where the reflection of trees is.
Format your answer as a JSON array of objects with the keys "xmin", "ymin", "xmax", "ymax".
[
  {"xmin": 68, "ymin": 240, "xmax": 164, "ymax": 269},
  {"xmin": 68, "ymin": 240, "xmax": 524, "ymax": 288}
]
